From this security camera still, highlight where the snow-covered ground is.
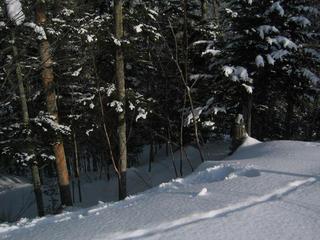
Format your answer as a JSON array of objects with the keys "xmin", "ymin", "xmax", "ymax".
[
  {"xmin": 0, "ymin": 175, "xmax": 37, "ymax": 222},
  {"xmin": 0, "ymin": 141, "xmax": 229, "ymax": 222},
  {"xmin": 1, "ymin": 138, "xmax": 320, "ymax": 240}
]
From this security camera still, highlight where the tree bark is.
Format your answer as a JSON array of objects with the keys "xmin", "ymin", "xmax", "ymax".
[
  {"xmin": 307, "ymin": 94, "xmax": 319, "ymax": 140},
  {"xmin": 200, "ymin": 0, "xmax": 208, "ymax": 20},
  {"xmin": 35, "ymin": 1, "xmax": 72, "ymax": 206},
  {"xmin": 72, "ymin": 131, "xmax": 82, "ymax": 202},
  {"xmin": 114, "ymin": 0, "xmax": 127, "ymax": 200},
  {"xmin": 212, "ymin": 0, "xmax": 220, "ymax": 21},
  {"xmin": 12, "ymin": 31, "xmax": 45, "ymax": 216},
  {"xmin": 242, "ymin": 93, "xmax": 252, "ymax": 136},
  {"xmin": 148, "ymin": 137, "xmax": 154, "ymax": 172},
  {"xmin": 179, "ymin": 92, "xmax": 187, "ymax": 177}
]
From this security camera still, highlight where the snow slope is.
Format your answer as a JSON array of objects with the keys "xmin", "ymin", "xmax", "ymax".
[
  {"xmin": 0, "ymin": 141, "xmax": 229, "ymax": 222},
  {"xmin": 0, "ymin": 176, "xmax": 36, "ymax": 222},
  {"xmin": 1, "ymin": 138, "xmax": 320, "ymax": 240}
]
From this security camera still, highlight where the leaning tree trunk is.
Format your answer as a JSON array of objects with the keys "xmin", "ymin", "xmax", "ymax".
[
  {"xmin": 35, "ymin": 1, "xmax": 72, "ymax": 206},
  {"xmin": 114, "ymin": 0, "xmax": 127, "ymax": 200},
  {"xmin": 12, "ymin": 31, "xmax": 45, "ymax": 216}
]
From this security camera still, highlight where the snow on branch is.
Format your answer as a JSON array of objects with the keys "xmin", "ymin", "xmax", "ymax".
[
  {"xmin": 296, "ymin": 6, "xmax": 320, "ymax": 16},
  {"xmin": 108, "ymin": 101, "xmax": 123, "ymax": 113},
  {"xmin": 267, "ymin": 36, "xmax": 297, "ymax": 50},
  {"xmin": 134, "ymin": 24, "xmax": 143, "ymax": 33},
  {"xmin": 5, "ymin": 0, "xmax": 25, "ymax": 25},
  {"xmin": 225, "ymin": 8, "xmax": 238, "ymax": 18},
  {"xmin": 266, "ymin": 54, "xmax": 275, "ymax": 65},
  {"xmin": 242, "ymin": 83, "xmax": 253, "ymax": 94},
  {"xmin": 136, "ymin": 107, "xmax": 148, "ymax": 122},
  {"xmin": 201, "ymin": 97, "xmax": 227, "ymax": 116},
  {"xmin": 223, "ymin": 66, "xmax": 252, "ymax": 83},
  {"xmin": 32, "ymin": 111, "xmax": 71, "ymax": 135},
  {"xmin": 201, "ymin": 49, "xmax": 221, "ymax": 57},
  {"xmin": 246, "ymin": 0, "xmax": 253, "ymax": 5},
  {"xmin": 192, "ymin": 40, "xmax": 214, "ymax": 47},
  {"xmin": 270, "ymin": 49, "xmax": 290, "ymax": 61},
  {"xmin": 255, "ymin": 55, "xmax": 265, "ymax": 68},
  {"xmin": 71, "ymin": 67, "xmax": 82, "ymax": 77},
  {"xmin": 257, "ymin": 25, "xmax": 279, "ymax": 39},
  {"xmin": 266, "ymin": 1, "xmax": 284, "ymax": 17},
  {"xmin": 24, "ymin": 22, "xmax": 47, "ymax": 40},
  {"xmin": 304, "ymin": 48, "xmax": 320, "ymax": 62},
  {"xmin": 15, "ymin": 153, "xmax": 36, "ymax": 166},
  {"xmin": 185, "ymin": 107, "xmax": 203, "ymax": 127},
  {"xmin": 289, "ymin": 16, "xmax": 311, "ymax": 28},
  {"xmin": 300, "ymin": 68, "xmax": 320, "ymax": 86},
  {"xmin": 190, "ymin": 74, "xmax": 213, "ymax": 81}
]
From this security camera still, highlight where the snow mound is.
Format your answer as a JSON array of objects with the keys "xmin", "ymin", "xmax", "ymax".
[
  {"xmin": 241, "ymin": 136, "xmax": 261, "ymax": 147},
  {"xmin": 197, "ymin": 188, "xmax": 208, "ymax": 196},
  {"xmin": 186, "ymin": 165, "xmax": 260, "ymax": 184}
]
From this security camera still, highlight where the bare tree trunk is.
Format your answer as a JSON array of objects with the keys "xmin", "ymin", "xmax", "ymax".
[
  {"xmin": 242, "ymin": 93, "xmax": 252, "ymax": 136},
  {"xmin": 230, "ymin": 114, "xmax": 247, "ymax": 154},
  {"xmin": 166, "ymin": 127, "xmax": 170, "ymax": 157},
  {"xmin": 11, "ymin": 31, "xmax": 45, "ymax": 217},
  {"xmin": 200, "ymin": 0, "xmax": 208, "ymax": 20},
  {"xmin": 307, "ymin": 94, "xmax": 319, "ymax": 140},
  {"xmin": 212, "ymin": 0, "xmax": 220, "ymax": 21},
  {"xmin": 168, "ymin": 132, "xmax": 178, "ymax": 178},
  {"xmin": 114, "ymin": 0, "xmax": 127, "ymax": 200},
  {"xmin": 148, "ymin": 136, "xmax": 154, "ymax": 172},
  {"xmin": 179, "ymin": 92, "xmax": 187, "ymax": 176},
  {"xmin": 72, "ymin": 131, "xmax": 82, "ymax": 202},
  {"xmin": 35, "ymin": 1, "xmax": 72, "ymax": 206}
]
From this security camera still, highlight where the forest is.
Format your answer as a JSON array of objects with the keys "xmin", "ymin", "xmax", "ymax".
[{"xmin": 0, "ymin": 0, "xmax": 319, "ymax": 230}]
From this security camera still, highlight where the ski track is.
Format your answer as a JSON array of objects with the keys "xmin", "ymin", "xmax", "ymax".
[{"xmin": 106, "ymin": 177, "xmax": 317, "ymax": 240}]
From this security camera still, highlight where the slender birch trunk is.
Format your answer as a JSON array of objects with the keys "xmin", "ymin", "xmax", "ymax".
[{"xmin": 12, "ymin": 31, "xmax": 45, "ymax": 216}]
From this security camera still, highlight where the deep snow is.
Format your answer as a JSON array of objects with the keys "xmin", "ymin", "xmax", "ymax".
[
  {"xmin": 0, "ymin": 141, "xmax": 229, "ymax": 222},
  {"xmin": 1, "ymin": 138, "xmax": 320, "ymax": 240}
]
